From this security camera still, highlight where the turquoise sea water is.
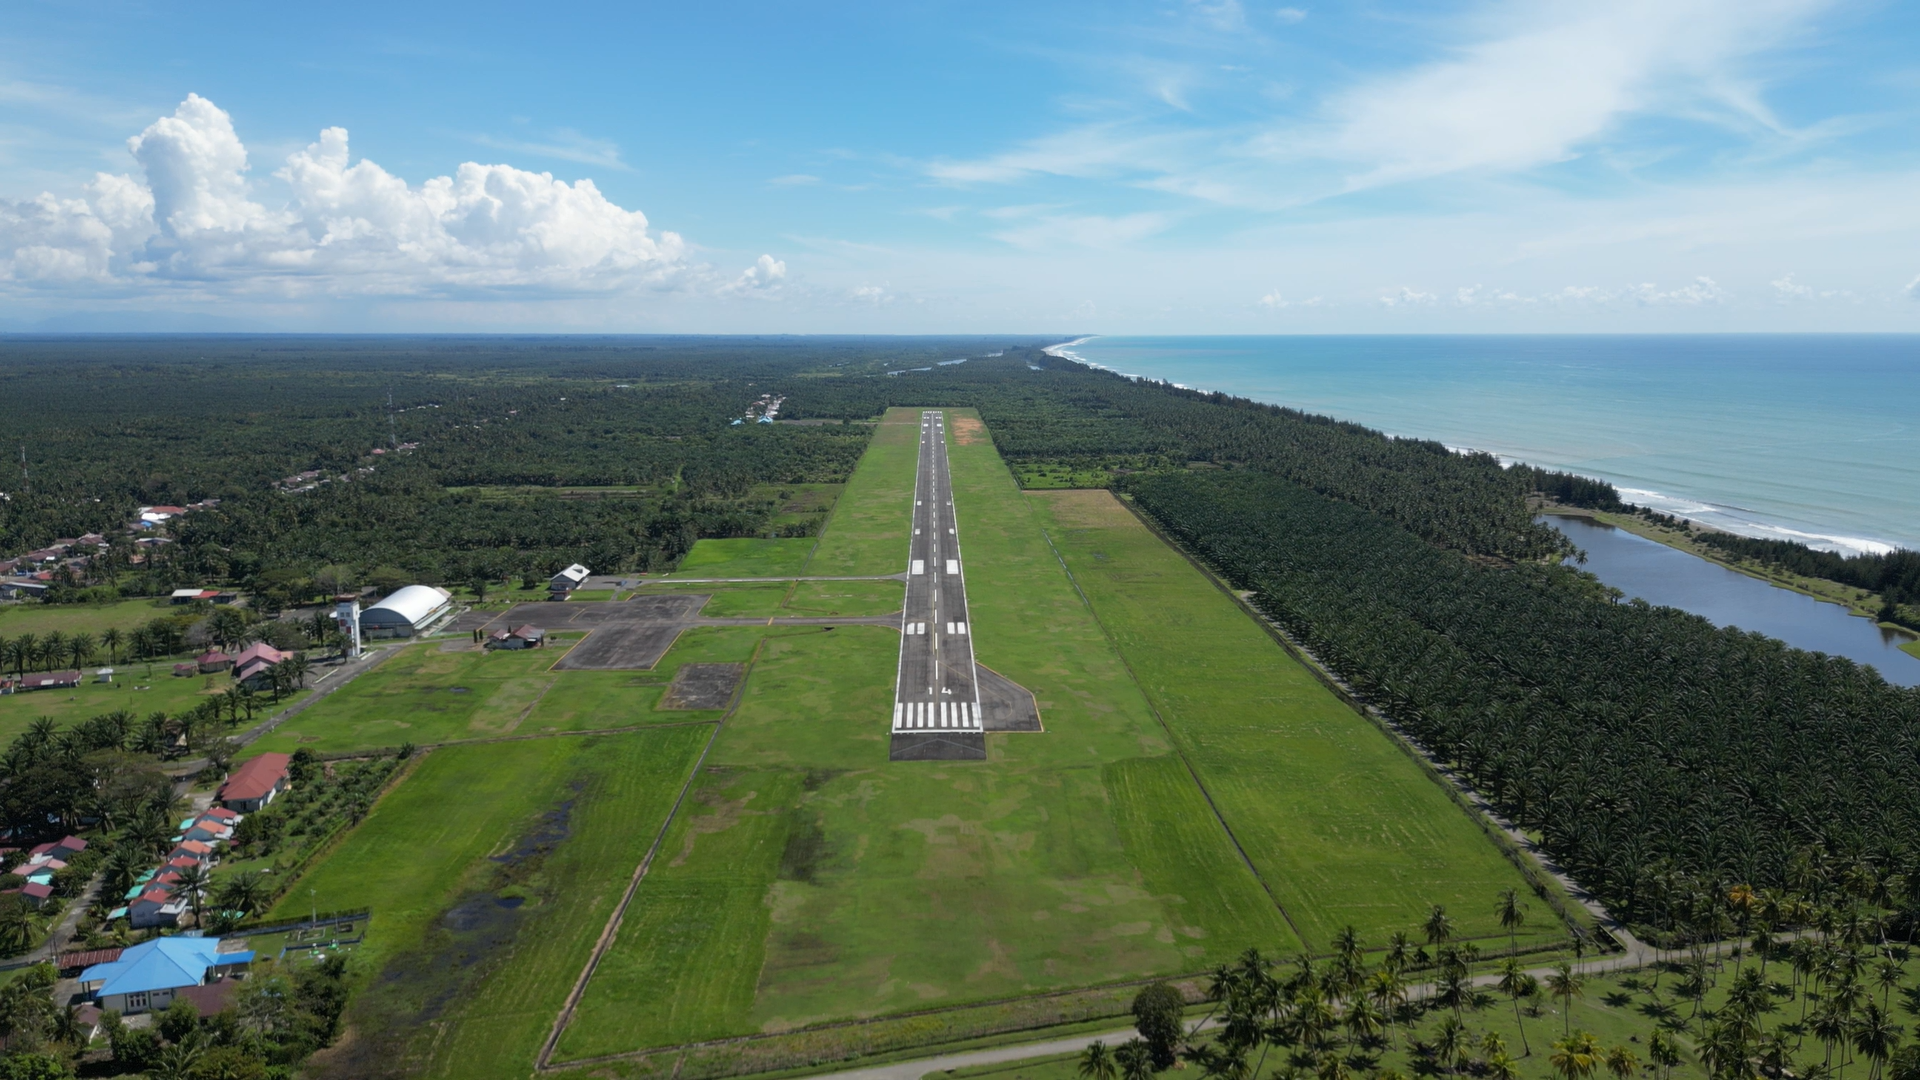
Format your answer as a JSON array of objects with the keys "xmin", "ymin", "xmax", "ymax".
[{"xmin": 1056, "ymin": 336, "xmax": 1920, "ymax": 554}]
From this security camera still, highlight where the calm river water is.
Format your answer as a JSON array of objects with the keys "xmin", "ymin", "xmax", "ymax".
[{"xmin": 1544, "ymin": 515, "xmax": 1920, "ymax": 687}]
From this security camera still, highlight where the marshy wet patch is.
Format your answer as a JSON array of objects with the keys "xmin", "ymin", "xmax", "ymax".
[{"xmin": 315, "ymin": 783, "xmax": 588, "ymax": 1079}]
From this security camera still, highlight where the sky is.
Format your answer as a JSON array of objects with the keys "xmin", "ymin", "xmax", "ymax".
[{"xmin": 2, "ymin": 0, "xmax": 1918, "ymax": 333}]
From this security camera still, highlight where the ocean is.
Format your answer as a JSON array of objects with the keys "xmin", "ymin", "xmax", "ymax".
[{"xmin": 1053, "ymin": 335, "xmax": 1920, "ymax": 555}]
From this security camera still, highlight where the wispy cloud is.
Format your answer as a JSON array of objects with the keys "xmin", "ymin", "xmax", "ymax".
[
  {"xmin": 1307, "ymin": 0, "xmax": 1832, "ymax": 189},
  {"xmin": 768, "ymin": 173, "xmax": 820, "ymax": 186},
  {"xmin": 467, "ymin": 128, "xmax": 631, "ymax": 171}
]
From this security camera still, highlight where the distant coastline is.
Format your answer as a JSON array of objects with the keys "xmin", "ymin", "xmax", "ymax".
[{"xmin": 1047, "ymin": 334, "xmax": 1920, "ymax": 558}]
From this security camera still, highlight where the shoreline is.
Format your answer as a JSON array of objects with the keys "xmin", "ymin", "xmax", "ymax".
[
  {"xmin": 1052, "ymin": 336, "xmax": 1915, "ymax": 560},
  {"xmin": 1539, "ymin": 505, "xmax": 1918, "ymax": 645}
]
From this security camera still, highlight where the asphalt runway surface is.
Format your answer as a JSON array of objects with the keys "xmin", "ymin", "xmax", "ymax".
[{"xmin": 890, "ymin": 410, "xmax": 985, "ymax": 761}]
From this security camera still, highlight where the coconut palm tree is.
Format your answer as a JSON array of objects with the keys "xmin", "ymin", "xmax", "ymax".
[
  {"xmin": 1551, "ymin": 1032, "xmax": 1602, "ymax": 1080},
  {"xmin": 1367, "ymin": 967, "xmax": 1407, "ymax": 1049},
  {"xmin": 100, "ymin": 627, "xmax": 123, "ymax": 665},
  {"xmin": 0, "ymin": 900, "xmax": 38, "ymax": 955},
  {"xmin": 67, "ymin": 631, "xmax": 95, "ymax": 669},
  {"xmin": 1115, "ymin": 1040, "xmax": 1154, "ymax": 1080},
  {"xmin": 1547, "ymin": 960, "xmax": 1584, "ymax": 1037},
  {"xmin": 1079, "ymin": 1041, "xmax": 1118, "ymax": 1080},
  {"xmin": 1855, "ymin": 1001, "xmax": 1901, "ymax": 1080},
  {"xmin": 1343, "ymin": 996, "xmax": 1383, "ymax": 1056},
  {"xmin": 1604, "ymin": 1045, "xmax": 1640, "ymax": 1080},
  {"xmin": 1432, "ymin": 1016, "xmax": 1469, "ymax": 1078},
  {"xmin": 1648, "ymin": 1029, "xmax": 1681, "ymax": 1080},
  {"xmin": 172, "ymin": 863, "xmax": 211, "ymax": 928},
  {"xmin": 1497, "ymin": 888, "xmax": 1527, "ymax": 955},
  {"xmin": 1499, "ymin": 958, "xmax": 1537, "ymax": 1056},
  {"xmin": 214, "ymin": 872, "xmax": 269, "ymax": 921},
  {"xmin": 284, "ymin": 651, "xmax": 311, "ymax": 689},
  {"xmin": 1425, "ymin": 904, "xmax": 1455, "ymax": 951}
]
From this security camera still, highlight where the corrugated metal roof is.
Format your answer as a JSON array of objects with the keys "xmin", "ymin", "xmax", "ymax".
[{"xmin": 362, "ymin": 584, "xmax": 453, "ymax": 626}]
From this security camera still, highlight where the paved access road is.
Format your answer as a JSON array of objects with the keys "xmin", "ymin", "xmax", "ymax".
[{"xmin": 892, "ymin": 410, "xmax": 982, "ymax": 734}]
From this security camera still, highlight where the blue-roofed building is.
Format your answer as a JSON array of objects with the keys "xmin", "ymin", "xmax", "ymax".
[{"xmin": 78, "ymin": 936, "xmax": 254, "ymax": 1014}]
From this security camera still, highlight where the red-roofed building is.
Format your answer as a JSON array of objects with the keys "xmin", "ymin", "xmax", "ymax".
[
  {"xmin": 196, "ymin": 650, "xmax": 232, "ymax": 673},
  {"xmin": 230, "ymin": 643, "xmax": 288, "ymax": 688},
  {"xmin": 168, "ymin": 840, "xmax": 214, "ymax": 864},
  {"xmin": 16, "ymin": 671, "xmax": 80, "ymax": 691},
  {"xmin": 217, "ymin": 753, "xmax": 292, "ymax": 812}
]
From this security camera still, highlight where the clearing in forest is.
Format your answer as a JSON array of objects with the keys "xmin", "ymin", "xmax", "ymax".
[{"xmin": 550, "ymin": 409, "xmax": 1560, "ymax": 1072}]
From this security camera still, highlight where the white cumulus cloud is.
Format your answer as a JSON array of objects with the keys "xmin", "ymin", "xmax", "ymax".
[
  {"xmin": 729, "ymin": 254, "xmax": 787, "ymax": 294},
  {"xmin": 0, "ymin": 93, "xmax": 710, "ymax": 298}
]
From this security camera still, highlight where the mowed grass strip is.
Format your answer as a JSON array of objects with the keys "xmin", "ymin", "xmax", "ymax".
[
  {"xmin": 278, "ymin": 727, "xmax": 709, "ymax": 1080},
  {"xmin": 555, "ymin": 768, "xmax": 801, "ymax": 1060},
  {"xmin": 1032, "ymin": 489, "xmax": 1563, "ymax": 950},
  {"xmin": 670, "ymin": 538, "xmax": 819, "ymax": 579},
  {"xmin": 1103, "ymin": 757, "xmax": 1298, "ymax": 952},
  {"xmin": 781, "ymin": 578, "xmax": 904, "ymax": 618},
  {"xmin": 803, "ymin": 408, "xmax": 920, "ymax": 577}
]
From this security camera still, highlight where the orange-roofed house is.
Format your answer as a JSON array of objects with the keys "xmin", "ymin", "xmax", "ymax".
[{"xmin": 217, "ymin": 753, "xmax": 291, "ymax": 812}]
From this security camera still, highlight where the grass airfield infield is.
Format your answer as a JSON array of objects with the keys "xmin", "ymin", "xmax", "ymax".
[{"xmin": 277, "ymin": 408, "xmax": 1570, "ymax": 1080}]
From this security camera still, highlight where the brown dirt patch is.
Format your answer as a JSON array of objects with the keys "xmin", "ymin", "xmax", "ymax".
[
  {"xmin": 951, "ymin": 416, "xmax": 987, "ymax": 444},
  {"xmin": 1030, "ymin": 488, "xmax": 1136, "ymax": 529}
]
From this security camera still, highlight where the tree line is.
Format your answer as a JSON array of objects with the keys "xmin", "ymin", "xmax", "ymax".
[{"xmin": 1125, "ymin": 468, "xmax": 1920, "ymax": 935}]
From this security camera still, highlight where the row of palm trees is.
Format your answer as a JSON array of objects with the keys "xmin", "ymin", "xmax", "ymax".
[
  {"xmin": 1, "ymin": 606, "xmax": 345, "ymax": 681},
  {"xmin": 1084, "ymin": 886, "xmax": 1920, "ymax": 1080}
]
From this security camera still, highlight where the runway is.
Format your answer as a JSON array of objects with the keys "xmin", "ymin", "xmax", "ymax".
[{"xmin": 890, "ymin": 411, "xmax": 985, "ymax": 761}]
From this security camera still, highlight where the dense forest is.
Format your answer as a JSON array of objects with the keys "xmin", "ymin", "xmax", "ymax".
[
  {"xmin": 0, "ymin": 336, "xmax": 1036, "ymax": 590},
  {"xmin": 1124, "ymin": 469, "xmax": 1920, "ymax": 934}
]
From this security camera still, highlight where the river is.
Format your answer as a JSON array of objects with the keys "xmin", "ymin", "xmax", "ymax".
[{"xmin": 1543, "ymin": 515, "xmax": 1920, "ymax": 687}]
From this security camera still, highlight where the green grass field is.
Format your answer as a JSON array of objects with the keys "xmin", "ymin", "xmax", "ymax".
[
  {"xmin": 314, "ymin": 406, "xmax": 1572, "ymax": 1077},
  {"xmin": 274, "ymin": 728, "xmax": 710, "ymax": 1080},
  {"xmin": 555, "ymin": 410, "xmax": 1302, "ymax": 1064},
  {"xmin": 669, "ymin": 538, "xmax": 819, "ymax": 579},
  {"xmin": 0, "ymin": 667, "xmax": 304, "ymax": 744},
  {"xmin": 782, "ymin": 578, "xmax": 903, "ymax": 617},
  {"xmin": 803, "ymin": 412, "xmax": 920, "ymax": 577},
  {"xmin": 0, "ymin": 596, "xmax": 177, "ymax": 638},
  {"xmin": 1031, "ymin": 489, "xmax": 1564, "ymax": 950}
]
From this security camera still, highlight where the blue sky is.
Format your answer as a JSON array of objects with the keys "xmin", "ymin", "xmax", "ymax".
[{"xmin": 2, "ymin": 0, "xmax": 1918, "ymax": 332}]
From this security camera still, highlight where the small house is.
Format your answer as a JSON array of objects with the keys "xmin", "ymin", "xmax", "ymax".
[
  {"xmin": 173, "ymin": 663, "xmax": 199, "ymax": 678},
  {"xmin": 168, "ymin": 840, "xmax": 214, "ymax": 865},
  {"xmin": 486, "ymin": 625, "xmax": 546, "ymax": 650},
  {"xmin": 127, "ymin": 886, "xmax": 187, "ymax": 930},
  {"xmin": 196, "ymin": 650, "xmax": 233, "ymax": 673},
  {"xmin": 230, "ymin": 643, "xmax": 287, "ymax": 688},
  {"xmin": 0, "ymin": 579, "xmax": 50, "ymax": 600},
  {"xmin": 217, "ymin": 752, "xmax": 292, "ymax": 812},
  {"xmin": 549, "ymin": 563, "xmax": 591, "ymax": 597}
]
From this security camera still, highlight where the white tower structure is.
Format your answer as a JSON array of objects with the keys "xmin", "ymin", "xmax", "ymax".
[{"xmin": 335, "ymin": 600, "xmax": 364, "ymax": 658}]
